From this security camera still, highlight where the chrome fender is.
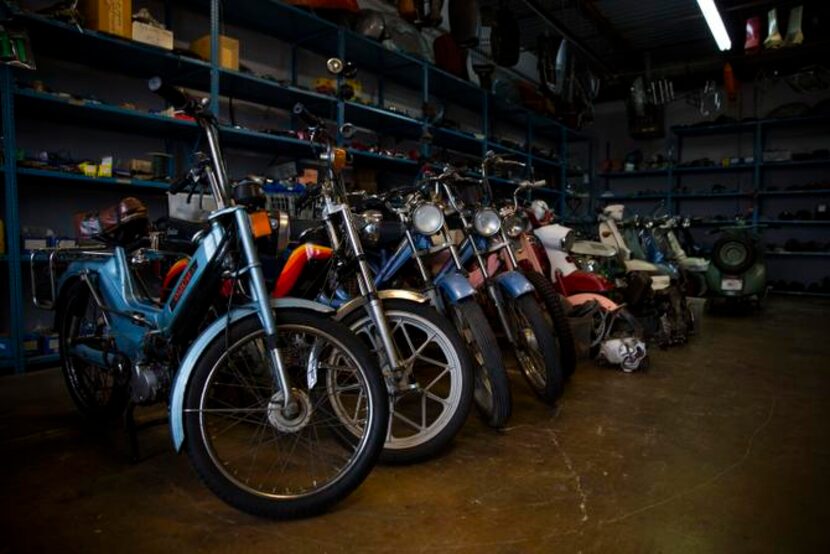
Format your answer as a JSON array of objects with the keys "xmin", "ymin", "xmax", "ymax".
[
  {"xmin": 494, "ymin": 271, "xmax": 535, "ymax": 298},
  {"xmin": 334, "ymin": 289, "xmax": 429, "ymax": 321},
  {"xmin": 169, "ymin": 298, "xmax": 335, "ymax": 451}
]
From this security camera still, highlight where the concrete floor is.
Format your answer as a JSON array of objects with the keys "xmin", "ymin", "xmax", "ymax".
[{"xmin": 1, "ymin": 296, "xmax": 829, "ymax": 553}]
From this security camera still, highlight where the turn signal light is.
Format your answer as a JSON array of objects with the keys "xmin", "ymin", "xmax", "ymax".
[
  {"xmin": 333, "ymin": 148, "xmax": 348, "ymax": 172},
  {"xmin": 249, "ymin": 211, "xmax": 272, "ymax": 239}
]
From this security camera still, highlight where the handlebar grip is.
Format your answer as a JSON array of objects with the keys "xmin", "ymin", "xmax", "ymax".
[
  {"xmin": 148, "ymin": 77, "xmax": 191, "ymax": 110},
  {"xmin": 293, "ymin": 102, "xmax": 323, "ymax": 127},
  {"xmin": 169, "ymin": 175, "xmax": 190, "ymax": 194}
]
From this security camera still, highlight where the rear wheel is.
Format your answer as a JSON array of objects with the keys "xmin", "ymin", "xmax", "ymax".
[
  {"xmin": 507, "ymin": 294, "xmax": 564, "ymax": 404},
  {"xmin": 58, "ymin": 280, "xmax": 127, "ymax": 420},
  {"xmin": 450, "ymin": 299, "xmax": 511, "ymax": 428},
  {"xmin": 183, "ymin": 311, "xmax": 388, "ymax": 519},
  {"xmin": 523, "ymin": 270, "xmax": 577, "ymax": 378},
  {"xmin": 341, "ymin": 299, "xmax": 474, "ymax": 464}
]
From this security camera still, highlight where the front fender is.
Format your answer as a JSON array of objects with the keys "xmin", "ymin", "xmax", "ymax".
[
  {"xmin": 434, "ymin": 272, "xmax": 476, "ymax": 304},
  {"xmin": 334, "ymin": 289, "xmax": 428, "ymax": 321},
  {"xmin": 169, "ymin": 305, "xmax": 257, "ymax": 451},
  {"xmin": 169, "ymin": 298, "xmax": 335, "ymax": 451},
  {"xmin": 494, "ymin": 271, "xmax": 535, "ymax": 298}
]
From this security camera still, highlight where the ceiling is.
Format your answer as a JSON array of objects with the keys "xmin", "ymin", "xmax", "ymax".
[{"xmin": 482, "ymin": 0, "xmax": 830, "ymax": 97}]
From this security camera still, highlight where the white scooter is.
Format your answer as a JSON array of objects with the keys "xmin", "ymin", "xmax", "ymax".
[{"xmin": 526, "ymin": 200, "xmax": 649, "ymax": 372}]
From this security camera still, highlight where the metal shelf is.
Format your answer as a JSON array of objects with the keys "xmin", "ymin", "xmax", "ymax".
[
  {"xmin": 674, "ymin": 164, "xmax": 754, "ymax": 174},
  {"xmin": 759, "ymin": 220, "xmax": 830, "ymax": 226},
  {"xmin": 763, "ymin": 159, "xmax": 830, "ymax": 169},
  {"xmin": 766, "ymin": 251, "xmax": 830, "ymax": 257},
  {"xmin": 17, "ymin": 168, "xmax": 170, "ymax": 191},
  {"xmin": 598, "ymin": 169, "xmax": 669, "ymax": 178},
  {"xmin": 759, "ymin": 189, "xmax": 830, "ymax": 196}
]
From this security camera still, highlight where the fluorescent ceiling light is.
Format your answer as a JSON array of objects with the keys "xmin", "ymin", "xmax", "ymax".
[{"xmin": 697, "ymin": 0, "xmax": 732, "ymax": 51}]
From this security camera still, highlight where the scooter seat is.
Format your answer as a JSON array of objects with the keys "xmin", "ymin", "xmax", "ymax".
[
  {"xmin": 570, "ymin": 240, "xmax": 618, "ymax": 258},
  {"xmin": 624, "ymin": 259, "xmax": 661, "ymax": 273},
  {"xmin": 650, "ymin": 275, "xmax": 671, "ymax": 291},
  {"xmin": 74, "ymin": 197, "xmax": 149, "ymax": 246}
]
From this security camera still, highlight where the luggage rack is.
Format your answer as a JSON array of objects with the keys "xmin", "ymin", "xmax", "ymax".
[{"xmin": 30, "ymin": 247, "xmax": 113, "ymax": 310}]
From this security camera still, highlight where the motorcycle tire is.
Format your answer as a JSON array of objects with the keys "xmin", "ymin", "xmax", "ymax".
[
  {"xmin": 507, "ymin": 294, "xmax": 564, "ymax": 405},
  {"xmin": 183, "ymin": 310, "xmax": 388, "ymax": 519},
  {"xmin": 57, "ymin": 280, "xmax": 128, "ymax": 420},
  {"xmin": 341, "ymin": 299, "xmax": 474, "ymax": 464},
  {"xmin": 523, "ymin": 270, "xmax": 577, "ymax": 379},
  {"xmin": 450, "ymin": 298, "xmax": 511, "ymax": 428},
  {"xmin": 712, "ymin": 235, "xmax": 756, "ymax": 275}
]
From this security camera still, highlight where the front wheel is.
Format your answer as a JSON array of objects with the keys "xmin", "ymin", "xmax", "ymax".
[
  {"xmin": 523, "ymin": 270, "xmax": 577, "ymax": 378},
  {"xmin": 342, "ymin": 299, "xmax": 474, "ymax": 464},
  {"xmin": 183, "ymin": 310, "xmax": 388, "ymax": 519},
  {"xmin": 450, "ymin": 299, "xmax": 512, "ymax": 428},
  {"xmin": 507, "ymin": 294, "xmax": 564, "ymax": 405}
]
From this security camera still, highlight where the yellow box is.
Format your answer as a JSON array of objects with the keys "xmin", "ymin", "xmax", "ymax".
[
  {"xmin": 81, "ymin": 0, "xmax": 132, "ymax": 39},
  {"xmin": 191, "ymin": 34, "xmax": 239, "ymax": 70},
  {"xmin": 132, "ymin": 21, "xmax": 173, "ymax": 50}
]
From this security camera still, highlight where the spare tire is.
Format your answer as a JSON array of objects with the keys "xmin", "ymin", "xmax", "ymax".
[{"xmin": 712, "ymin": 235, "xmax": 756, "ymax": 274}]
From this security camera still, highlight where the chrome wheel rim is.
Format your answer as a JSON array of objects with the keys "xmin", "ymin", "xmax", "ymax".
[
  {"xmin": 196, "ymin": 325, "xmax": 374, "ymax": 499},
  {"xmin": 350, "ymin": 309, "xmax": 462, "ymax": 451}
]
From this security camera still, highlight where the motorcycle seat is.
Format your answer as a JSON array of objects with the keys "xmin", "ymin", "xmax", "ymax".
[{"xmin": 74, "ymin": 197, "xmax": 149, "ymax": 246}]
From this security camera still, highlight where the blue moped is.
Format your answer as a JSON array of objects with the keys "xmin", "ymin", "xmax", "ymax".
[
  {"xmin": 31, "ymin": 80, "xmax": 388, "ymax": 519},
  {"xmin": 364, "ymin": 180, "xmax": 512, "ymax": 428}
]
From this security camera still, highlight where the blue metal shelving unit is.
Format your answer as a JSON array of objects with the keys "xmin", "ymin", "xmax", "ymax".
[{"xmin": 0, "ymin": 0, "xmax": 590, "ymax": 372}]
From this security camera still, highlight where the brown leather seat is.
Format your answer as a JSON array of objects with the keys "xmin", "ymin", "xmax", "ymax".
[{"xmin": 74, "ymin": 197, "xmax": 149, "ymax": 246}]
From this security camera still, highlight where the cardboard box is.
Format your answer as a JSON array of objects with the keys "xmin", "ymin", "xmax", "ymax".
[
  {"xmin": 81, "ymin": 0, "xmax": 132, "ymax": 39},
  {"xmin": 132, "ymin": 21, "xmax": 173, "ymax": 50},
  {"xmin": 191, "ymin": 34, "xmax": 239, "ymax": 70}
]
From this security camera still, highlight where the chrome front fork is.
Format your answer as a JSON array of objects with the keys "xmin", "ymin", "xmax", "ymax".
[
  {"xmin": 327, "ymin": 204, "xmax": 403, "ymax": 374},
  {"xmin": 232, "ymin": 208, "xmax": 294, "ymax": 411}
]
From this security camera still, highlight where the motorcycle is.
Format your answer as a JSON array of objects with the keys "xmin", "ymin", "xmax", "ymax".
[
  {"xmin": 362, "ymin": 180, "xmax": 512, "ymax": 428},
  {"xmin": 31, "ymin": 79, "xmax": 389, "ymax": 518},
  {"xmin": 267, "ymin": 100, "xmax": 475, "ymax": 464},
  {"xmin": 435, "ymin": 166, "xmax": 565, "ymax": 403},
  {"xmin": 477, "ymin": 154, "xmax": 578, "ymax": 379}
]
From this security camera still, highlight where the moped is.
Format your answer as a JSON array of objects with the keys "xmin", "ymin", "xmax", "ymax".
[
  {"xmin": 435, "ymin": 168, "xmax": 565, "ymax": 403},
  {"xmin": 359, "ymin": 180, "xmax": 513, "ymax": 428},
  {"xmin": 31, "ymin": 80, "xmax": 389, "ymax": 518},
  {"xmin": 267, "ymin": 101, "xmax": 475, "ymax": 464}
]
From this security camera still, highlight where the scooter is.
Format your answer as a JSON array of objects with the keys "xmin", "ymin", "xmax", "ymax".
[
  {"xmin": 522, "ymin": 199, "xmax": 649, "ymax": 371},
  {"xmin": 687, "ymin": 220, "xmax": 768, "ymax": 306},
  {"xmin": 597, "ymin": 205, "xmax": 693, "ymax": 345},
  {"xmin": 31, "ymin": 79, "xmax": 389, "ymax": 519}
]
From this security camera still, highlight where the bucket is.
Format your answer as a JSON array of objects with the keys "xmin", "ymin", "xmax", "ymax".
[
  {"xmin": 686, "ymin": 296, "xmax": 707, "ymax": 336},
  {"xmin": 568, "ymin": 313, "xmax": 594, "ymax": 360}
]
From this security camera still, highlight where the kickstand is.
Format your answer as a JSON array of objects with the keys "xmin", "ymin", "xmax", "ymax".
[{"xmin": 124, "ymin": 402, "xmax": 168, "ymax": 463}]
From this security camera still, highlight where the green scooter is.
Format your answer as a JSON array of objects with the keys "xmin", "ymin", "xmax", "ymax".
[{"xmin": 683, "ymin": 221, "xmax": 768, "ymax": 306}]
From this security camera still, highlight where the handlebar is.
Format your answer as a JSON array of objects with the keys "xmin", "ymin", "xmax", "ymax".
[
  {"xmin": 148, "ymin": 77, "xmax": 199, "ymax": 114},
  {"xmin": 293, "ymin": 102, "xmax": 324, "ymax": 128}
]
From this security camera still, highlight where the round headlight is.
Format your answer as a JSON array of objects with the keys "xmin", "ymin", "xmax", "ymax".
[
  {"xmin": 412, "ymin": 203, "xmax": 444, "ymax": 235},
  {"xmin": 474, "ymin": 208, "xmax": 501, "ymax": 237},
  {"xmin": 504, "ymin": 214, "xmax": 526, "ymax": 238}
]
